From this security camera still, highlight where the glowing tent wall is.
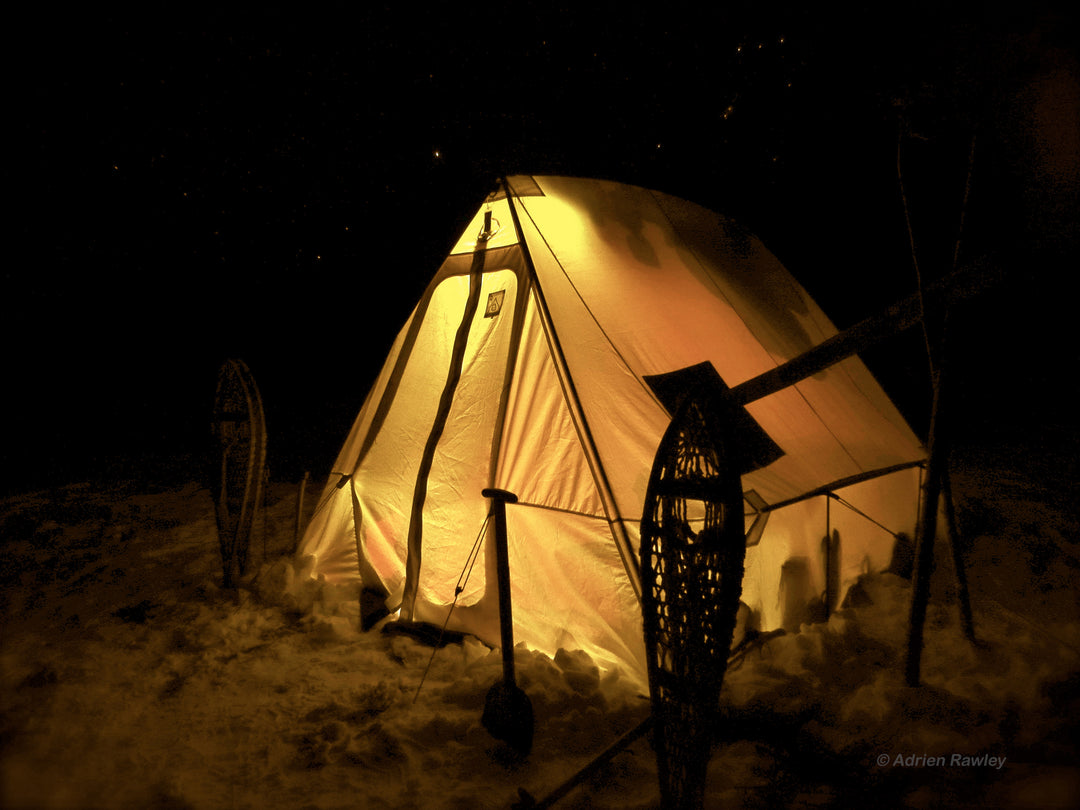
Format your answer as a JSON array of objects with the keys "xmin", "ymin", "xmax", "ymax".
[{"xmin": 297, "ymin": 175, "xmax": 926, "ymax": 680}]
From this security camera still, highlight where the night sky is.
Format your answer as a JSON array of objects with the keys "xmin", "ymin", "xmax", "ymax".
[{"xmin": 6, "ymin": 5, "xmax": 1078, "ymax": 496}]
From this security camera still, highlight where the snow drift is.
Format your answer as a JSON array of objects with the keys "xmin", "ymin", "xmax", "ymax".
[{"xmin": 2, "ymin": 442, "xmax": 1078, "ymax": 809}]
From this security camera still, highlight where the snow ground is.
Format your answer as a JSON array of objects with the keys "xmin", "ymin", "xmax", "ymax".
[{"xmin": 2, "ymin": 443, "xmax": 1078, "ymax": 809}]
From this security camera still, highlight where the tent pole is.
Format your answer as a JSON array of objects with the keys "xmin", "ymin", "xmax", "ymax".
[
  {"xmin": 942, "ymin": 466, "xmax": 977, "ymax": 643},
  {"xmin": 904, "ymin": 298, "xmax": 961, "ymax": 686},
  {"xmin": 905, "ymin": 130, "xmax": 980, "ymax": 672},
  {"xmin": 823, "ymin": 497, "xmax": 839, "ymax": 620},
  {"xmin": 729, "ymin": 262, "xmax": 1002, "ymax": 407},
  {"xmin": 904, "ymin": 363, "xmax": 946, "ymax": 687},
  {"xmin": 499, "ymin": 178, "xmax": 642, "ymax": 599},
  {"xmin": 903, "ymin": 127, "xmax": 976, "ymax": 680}
]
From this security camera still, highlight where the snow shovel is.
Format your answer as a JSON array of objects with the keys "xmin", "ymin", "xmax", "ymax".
[{"xmin": 480, "ymin": 488, "xmax": 534, "ymax": 755}]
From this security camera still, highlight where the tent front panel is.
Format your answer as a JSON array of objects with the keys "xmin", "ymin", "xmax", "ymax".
[
  {"xmin": 349, "ymin": 270, "xmax": 482, "ymax": 603},
  {"xmin": 414, "ymin": 505, "xmax": 648, "ymax": 684},
  {"xmin": 504, "ymin": 506, "xmax": 646, "ymax": 681},
  {"xmin": 411, "ymin": 268, "xmax": 521, "ymax": 609}
]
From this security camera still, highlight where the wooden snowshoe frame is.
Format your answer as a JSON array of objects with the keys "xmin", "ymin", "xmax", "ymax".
[
  {"xmin": 637, "ymin": 263, "xmax": 997, "ymax": 807},
  {"xmin": 640, "ymin": 390, "xmax": 747, "ymax": 810},
  {"xmin": 211, "ymin": 358, "xmax": 267, "ymax": 589}
]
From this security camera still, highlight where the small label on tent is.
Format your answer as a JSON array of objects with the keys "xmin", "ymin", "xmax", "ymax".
[{"xmin": 485, "ymin": 290, "xmax": 505, "ymax": 318}]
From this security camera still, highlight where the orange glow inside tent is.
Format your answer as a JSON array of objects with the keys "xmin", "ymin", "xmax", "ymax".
[{"xmin": 296, "ymin": 176, "xmax": 926, "ymax": 682}]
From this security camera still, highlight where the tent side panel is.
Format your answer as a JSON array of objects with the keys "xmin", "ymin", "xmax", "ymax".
[
  {"xmin": 495, "ymin": 291, "xmax": 606, "ymax": 518},
  {"xmin": 741, "ymin": 465, "xmax": 922, "ymax": 630},
  {"xmin": 300, "ymin": 272, "xmax": 483, "ymax": 596},
  {"xmin": 514, "ymin": 192, "xmax": 670, "ymax": 524},
  {"xmin": 514, "ymin": 176, "xmax": 924, "ymax": 511}
]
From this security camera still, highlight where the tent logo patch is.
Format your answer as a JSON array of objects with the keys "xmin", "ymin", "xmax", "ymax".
[{"xmin": 485, "ymin": 290, "xmax": 506, "ymax": 317}]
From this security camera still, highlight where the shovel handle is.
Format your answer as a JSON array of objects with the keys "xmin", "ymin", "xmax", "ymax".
[
  {"xmin": 483, "ymin": 488, "xmax": 519, "ymax": 685},
  {"xmin": 481, "ymin": 488, "xmax": 518, "ymax": 504}
]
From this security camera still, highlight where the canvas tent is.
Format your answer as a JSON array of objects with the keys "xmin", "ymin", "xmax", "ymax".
[{"xmin": 297, "ymin": 175, "xmax": 926, "ymax": 681}]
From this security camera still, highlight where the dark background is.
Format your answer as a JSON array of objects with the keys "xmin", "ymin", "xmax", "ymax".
[{"xmin": 5, "ymin": 4, "xmax": 1078, "ymax": 496}]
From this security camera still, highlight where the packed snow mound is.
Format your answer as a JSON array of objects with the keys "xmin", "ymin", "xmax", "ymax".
[
  {"xmin": 1, "ymin": 446, "xmax": 1078, "ymax": 809},
  {"xmin": 253, "ymin": 552, "xmax": 363, "ymax": 635}
]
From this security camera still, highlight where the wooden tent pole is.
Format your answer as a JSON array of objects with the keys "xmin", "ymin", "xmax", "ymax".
[
  {"xmin": 729, "ymin": 263, "xmax": 1000, "ymax": 407},
  {"xmin": 904, "ymin": 306, "xmax": 980, "ymax": 682},
  {"xmin": 903, "ymin": 130, "xmax": 981, "ymax": 685},
  {"xmin": 904, "ymin": 360, "xmax": 947, "ymax": 687},
  {"xmin": 942, "ymin": 133, "xmax": 979, "ymax": 646},
  {"xmin": 942, "ymin": 466, "xmax": 977, "ymax": 643}
]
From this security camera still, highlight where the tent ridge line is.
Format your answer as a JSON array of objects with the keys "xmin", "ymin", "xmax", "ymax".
[{"xmin": 649, "ymin": 186, "xmax": 909, "ymax": 473}]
